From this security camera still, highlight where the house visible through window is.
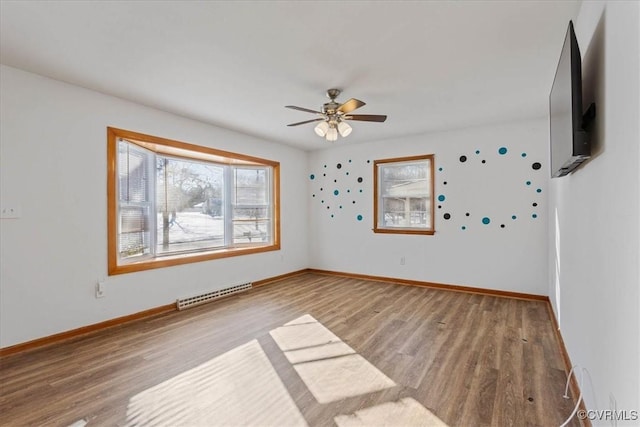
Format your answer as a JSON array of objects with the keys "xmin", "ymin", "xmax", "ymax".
[
  {"xmin": 108, "ymin": 127, "xmax": 280, "ymax": 275},
  {"xmin": 373, "ymin": 155, "xmax": 435, "ymax": 235}
]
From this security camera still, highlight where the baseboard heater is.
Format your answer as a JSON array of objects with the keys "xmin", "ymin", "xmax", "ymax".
[{"xmin": 176, "ymin": 282, "xmax": 252, "ymax": 310}]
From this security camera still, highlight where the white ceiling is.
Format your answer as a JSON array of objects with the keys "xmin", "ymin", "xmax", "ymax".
[{"xmin": 0, "ymin": 0, "xmax": 581, "ymax": 151}]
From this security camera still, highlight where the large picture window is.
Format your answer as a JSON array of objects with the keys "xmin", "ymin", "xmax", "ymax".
[
  {"xmin": 373, "ymin": 154, "xmax": 435, "ymax": 235},
  {"xmin": 108, "ymin": 127, "xmax": 280, "ymax": 275}
]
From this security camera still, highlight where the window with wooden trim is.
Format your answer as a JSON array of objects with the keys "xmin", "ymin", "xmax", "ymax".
[
  {"xmin": 108, "ymin": 127, "xmax": 280, "ymax": 275},
  {"xmin": 373, "ymin": 155, "xmax": 435, "ymax": 235}
]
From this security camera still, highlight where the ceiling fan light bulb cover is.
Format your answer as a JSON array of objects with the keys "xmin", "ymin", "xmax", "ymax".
[
  {"xmin": 314, "ymin": 121, "xmax": 329, "ymax": 137},
  {"xmin": 326, "ymin": 127, "xmax": 338, "ymax": 142},
  {"xmin": 338, "ymin": 121, "xmax": 352, "ymax": 137}
]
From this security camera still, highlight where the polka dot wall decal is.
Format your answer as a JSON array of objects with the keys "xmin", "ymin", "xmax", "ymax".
[
  {"xmin": 321, "ymin": 200, "xmax": 324, "ymax": 203},
  {"xmin": 459, "ymin": 155, "xmax": 467, "ymax": 162},
  {"xmin": 334, "ymin": 179, "xmax": 337, "ymax": 183},
  {"xmin": 466, "ymin": 212, "xmax": 470, "ymax": 217},
  {"xmin": 339, "ymin": 205, "xmax": 343, "ymax": 209},
  {"xmin": 346, "ymin": 172, "xmax": 350, "ymax": 175},
  {"xmin": 337, "ymin": 163, "xmax": 342, "ymax": 169},
  {"xmin": 310, "ymin": 174, "xmax": 315, "ymax": 180},
  {"xmin": 512, "ymin": 215, "xmax": 517, "ymax": 220},
  {"xmin": 357, "ymin": 177, "xmax": 363, "ymax": 183},
  {"xmin": 532, "ymin": 213, "xmax": 538, "ymax": 218},
  {"xmin": 438, "ymin": 205, "xmax": 442, "ymax": 209},
  {"xmin": 438, "ymin": 167, "xmax": 443, "ymax": 171},
  {"xmin": 312, "ymin": 194, "xmax": 315, "ymax": 197},
  {"xmin": 359, "ymin": 189, "xmax": 363, "ymax": 193},
  {"xmin": 500, "ymin": 224, "xmax": 505, "ymax": 228},
  {"xmin": 521, "ymin": 153, "xmax": 527, "ymax": 157},
  {"xmin": 482, "ymin": 160, "xmax": 486, "ymax": 164},
  {"xmin": 438, "ymin": 195, "xmax": 446, "ymax": 202},
  {"xmin": 536, "ymin": 188, "xmax": 542, "ymax": 193},
  {"xmin": 533, "ymin": 202, "xmax": 538, "ymax": 207},
  {"xmin": 347, "ymin": 189, "xmax": 351, "ymax": 193},
  {"xmin": 324, "ymin": 165, "xmax": 327, "ymax": 168},
  {"xmin": 334, "ymin": 190, "xmax": 339, "ymax": 196},
  {"xmin": 476, "ymin": 150, "xmax": 480, "ymax": 154},
  {"xmin": 498, "ymin": 147, "xmax": 507, "ymax": 155},
  {"xmin": 367, "ymin": 160, "xmax": 371, "ymax": 163},
  {"xmin": 526, "ymin": 181, "xmax": 531, "ymax": 186},
  {"xmin": 327, "ymin": 206, "xmax": 330, "ymax": 209},
  {"xmin": 482, "ymin": 217, "xmax": 491, "ymax": 225},
  {"xmin": 331, "ymin": 214, "xmax": 334, "ymax": 218},
  {"xmin": 444, "ymin": 213, "xmax": 451, "ymax": 220},
  {"xmin": 532, "ymin": 162, "xmax": 542, "ymax": 170},
  {"xmin": 462, "ymin": 226, "xmax": 466, "ymax": 230},
  {"xmin": 323, "ymin": 173, "xmax": 326, "ymax": 176},
  {"xmin": 357, "ymin": 214, "xmax": 363, "ymax": 221},
  {"xmin": 349, "ymin": 160, "xmax": 352, "ymax": 163},
  {"xmin": 352, "ymin": 201, "xmax": 356, "ymax": 204},
  {"xmin": 320, "ymin": 187, "xmax": 323, "ymax": 191},
  {"xmin": 443, "ymin": 181, "xmax": 448, "ymax": 185}
]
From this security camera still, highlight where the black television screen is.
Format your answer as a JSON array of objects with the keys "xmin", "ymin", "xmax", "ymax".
[{"xmin": 549, "ymin": 21, "xmax": 591, "ymax": 178}]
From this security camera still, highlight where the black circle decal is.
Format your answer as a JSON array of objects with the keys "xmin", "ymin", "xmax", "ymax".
[
  {"xmin": 532, "ymin": 162, "xmax": 541, "ymax": 170},
  {"xmin": 459, "ymin": 155, "xmax": 467, "ymax": 163},
  {"xmin": 357, "ymin": 177, "xmax": 363, "ymax": 183},
  {"xmin": 444, "ymin": 213, "xmax": 451, "ymax": 220},
  {"xmin": 337, "ymin": 163, "xmax": 342, "ymax": 169}
]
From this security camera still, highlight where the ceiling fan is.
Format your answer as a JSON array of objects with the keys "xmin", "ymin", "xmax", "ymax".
[{"xmin": 286, "ymin": 89, "xmax": 387, "ymax": 142}]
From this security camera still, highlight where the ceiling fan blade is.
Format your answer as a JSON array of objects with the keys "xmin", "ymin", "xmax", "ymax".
[
  {"xmin": 337, "ymin": 98, "xmax": 365, "ymax": 114},
  {"xmin": 287, "ymin": 118, "xmax": 324, "ymax": 127},
  {"xmin": 285, "ymin": 105, "xmax": 323, "ymax": 114},
  {"xmin": 345, "ymin": 114, "xmax": 387, "ymax": 122}
]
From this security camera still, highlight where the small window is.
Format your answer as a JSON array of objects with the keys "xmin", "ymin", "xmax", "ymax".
[
  {"xmin": 373, "ymin": 154, "xmax": 435, "ymax": 235},
  {"xmin": 108, "ymin": 127, "xmax": 280, "ymax": 275}
]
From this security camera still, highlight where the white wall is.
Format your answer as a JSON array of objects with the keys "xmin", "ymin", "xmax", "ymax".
[
  {"xmin": 548, "ymin": 0, "xmax": 640, "ymax": 419},
  {"xmin": 0, "ymin": 65, "xmax": 309, "ymax": 348},
  {"xmin": 308, "ymin": 119, "xmax": 550, "ymax": 295}
]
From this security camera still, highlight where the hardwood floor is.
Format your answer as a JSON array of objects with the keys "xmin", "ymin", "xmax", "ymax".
[{"xmin": 0, "ymin": 273, "xmax": 580, "ymax": 426}]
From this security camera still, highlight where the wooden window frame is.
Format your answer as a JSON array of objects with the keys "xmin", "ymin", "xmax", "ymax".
[
  {"xmin": 373, "ymin": 154, "xmax": 435, "ymax": 235},
  {"xmin": 107, "ymin": 127, "xmax": 280, "ymax": 275}
]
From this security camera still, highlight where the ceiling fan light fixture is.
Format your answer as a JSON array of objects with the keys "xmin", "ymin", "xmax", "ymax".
[
  {"xmin": 314, "ymin": 121, "xmax": 329, "ymax": 137},
  {"xmin": 338, "ymin": 121, "xmax": 352, "ymax": 137},
  {"xmin": 326, "ymin": 126, "xmax": 338, "ymax": 142}
]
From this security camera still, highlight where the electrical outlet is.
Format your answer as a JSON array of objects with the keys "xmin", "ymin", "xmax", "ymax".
[
  {"xmin": 400, "ymin": 256, "xmax": 406, "ymax": 265},
  {"xmin": 95, "ymin": 281, "xmax": 105, "ymax": 298},
  {"xmin": 609, "ymin": 393, "xmax": 617, "ymax": 427}
]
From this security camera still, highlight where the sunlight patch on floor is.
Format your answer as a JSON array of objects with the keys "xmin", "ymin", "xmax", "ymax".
[
  {"xmin": 125, "ymin": 340, "xmax": 307, "ymax": 427},
  {"xmin": 270, "ymin": 315, "xmax": 396, "ymax": 404},
  {"xmin": 334, "ymin": 397, "xmax": 449, "ymax": 427}
]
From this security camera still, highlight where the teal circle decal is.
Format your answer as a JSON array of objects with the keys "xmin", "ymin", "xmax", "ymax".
[
  {"xmin": 357, "ymin": 214, "xmax": 363, "ymax": 221},
  {"xmin": 334, "ymin": 190, "xmax": 339, "ymax": 196},
  {"xmin": 310, "ymin": 174, "xmax": 315, "ymax": 180},
  {"xmin": 498, "ymin": 147, "xmax": 507, "ymax": 155},
  {"xmin": 438, "ymin": 195, "xmax": 446, "ymax": 202},
  {"xmin": 482, "ymin": 217, "xmax": 490, "ymax": 225}
]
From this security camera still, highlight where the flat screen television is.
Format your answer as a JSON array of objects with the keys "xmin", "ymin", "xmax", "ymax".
[{"xmin": 549, "ymin": 21, "xmax": 595, "ymax": 178}]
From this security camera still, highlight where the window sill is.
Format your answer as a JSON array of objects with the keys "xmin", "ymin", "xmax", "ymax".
[
  {"xmin": 373, "ymin": 227, "xmax": 435, "ymax": 235},
  {"xmin": 108, "ymin": 243, "xmax": 280, "ymax": 275}
]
